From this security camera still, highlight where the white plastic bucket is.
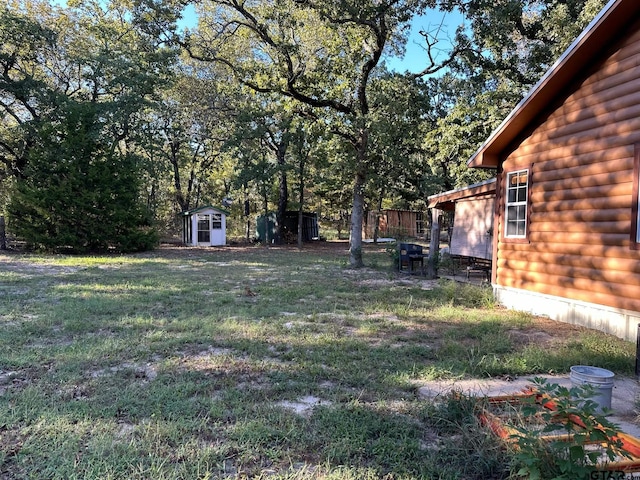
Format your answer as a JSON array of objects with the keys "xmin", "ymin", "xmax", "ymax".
[{"xmin": 570, "ymin": 365, "xmax": 615, "ymax": 412}]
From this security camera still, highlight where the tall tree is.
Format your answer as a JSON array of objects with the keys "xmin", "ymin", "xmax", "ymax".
[
  {"xmin": 422, "ymin": 74, "xmax": 508, "ymax": 193},
  {"xmin": 226, "ymin": 93, "xmax": 297, "ymax": 244},
  {"xmin": 0, "ymin": 4, "xmax": 57, "ymax": 180},
  {"xmin": 136, "ymin": 0, "xmax": 466, "ymax": 266},
  {"xmin": 8, "ymin": 99, "xmax": 158, "ymax": 252},
  {"xmin": 219, "ymin": 89, "xmax": 294, "ymax": 244},
  {"xmin": 367, "ymin": 74, "xmax": 433, "ymax": 199},
  {"xmin": 140, "ymin": 68, "xmax": 235, "ymax": 217},
  {"xmin": 257, "ymin": 102, "xmax": 293, "ymax": 245},
  {"xmin": 458, "ymin": 0, "xmax": 609, "ymax": 89},
  {"xmin": 1, "ymin": 0, "xmax": 173, "ymax": 251}
]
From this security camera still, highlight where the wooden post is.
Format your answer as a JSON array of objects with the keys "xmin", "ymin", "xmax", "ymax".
[{"xmin": 426, "ymin": 208, "xmax": 440, "ymax": 279}]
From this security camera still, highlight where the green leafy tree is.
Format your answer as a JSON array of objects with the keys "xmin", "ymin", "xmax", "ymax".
[
  {"xmin": 1, "ymin": 0, "xmax": 173, "ymax": 250},
  {"xmin": 0, "ymin": 4, "xmax": 57, "ymax": 180},
  {"xmin": 422, "ymin": 74, "xmax": 508, "ymax": 192},
  {"xmin": 140, "ymin": 70, "xmax": 233, "ymax": 214},
  {"xmin": 256, "ymin": 100, "xmax": 294, "ymax": 245},
  {"xmin": 8, "ymin": 100, "xmax": 157, "ymax": 252},
  {"xmin": 226, "ymin": 91, "xmax": 297, "ymax": 244},
  {"xmin": 310, "ymin": 134, "xmax": 354, "ymax": 240},
  {"xmin": 459, "ymin": 0, "xmax": 609, "ymax": 89},
  {"xmin": 422, "ymin": 0, "xmax": 610, "ymax": 193},
  {"xmin": 368, "ymin": 74, "xmax": 433, "ymax": 200},
  {"xmin": 135, "ymin": 0, "xmax": 467, "ymax": 266}
]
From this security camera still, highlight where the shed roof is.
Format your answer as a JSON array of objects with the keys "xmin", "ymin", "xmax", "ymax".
[
  {"xmin": 182, "ymin": 205, "xmax": 230, "ymax": 216},
  {"xmin": 427, "ymin": 177, "xmax": 496, "ymax": 211},
  {"xmin": 467, "ymin": 0, "xmax": 640, "ymax": 168}
]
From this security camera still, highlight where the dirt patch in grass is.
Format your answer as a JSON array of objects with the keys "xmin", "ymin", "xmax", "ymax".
[
  {"xmin": 507, "ymin": 329, "xmax": 555, "ymax": 347},
  {"xmin": 509, "ymin": 316, "xmax": 588, "ymax": 346},
  {"xmin": 277, "ymin": 396, "xmax": 332, "ymax": 416},
  {"xmin": 0, "ymin": 243, "xmax": 635, "ymax": 479},
  {"xmin": 0, "ymin": 256, "xmax": 81, "ymax": 276},
  {"xmin": 89, "ymin": 362, "xmax": 158, "ymax": 383}
]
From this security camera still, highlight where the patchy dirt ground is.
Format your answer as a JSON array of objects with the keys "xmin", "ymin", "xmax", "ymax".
[
  {"xmin": 1, "ymin": 242, "xmax": 638, "ymax": 478},
  {"xmin": 0, "ymin": 240, "xmax": 600, "ymax": 345}
]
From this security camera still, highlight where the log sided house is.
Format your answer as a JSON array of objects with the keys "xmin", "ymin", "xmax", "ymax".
[{"xmin": 467, "ymin": 0, "xmax": 640, "ymax": 341}]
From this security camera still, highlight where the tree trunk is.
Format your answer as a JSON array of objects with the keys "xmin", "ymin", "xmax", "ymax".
[
  {"xmin": 372, "ymin": 188, "xmax": 384, "ymax": 244},
  {"xmin": 297, "ymin": 155, "xmax": 306, "ymax": 249},
  {"xmin": 276, "ymin": 169, "xmax": 288, "ymax": 244},
  {"xmin": 297, "ymin": 209, "xmax": 304, "ymax": 249},
  {"xmin": 349, "ymin": 169, "xmax": 366, "ymax": 267},
  {"xmin": 170, "ymin": 141, "xmax": 191, "ymax": 212},
  {"xmin": 275, "ymin": 141, "xmax": 288, "ymax": 245},
  {"xmin": 263, "ymin": 191, "xmax": 270, "ymax": 246},
  {"xmin": 244, "ymin": 185, "xmax": 251, "ymax": 243},
  {"xmin": 336, "ymin": 213, "xmax": 343, "ymax": 240},
  {"xmin": 0, "ymin": 216, "xmax": 6, "ymax": 250},
  {"xmin": 349, "ymin": 128, "xmax": 368, "ymax": 268},
  {"xmin": 426, "ymin": 208, "xmax": 441, "ymax": 279}
]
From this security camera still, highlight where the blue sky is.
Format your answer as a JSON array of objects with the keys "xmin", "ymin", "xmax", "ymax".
[
  {"xmin": 386, "ymin": 9, "xmax": 466, "ymax": 74},
  {"xmin": 178, "ymin": 5, "xmax": 465, "ymax": 75}
]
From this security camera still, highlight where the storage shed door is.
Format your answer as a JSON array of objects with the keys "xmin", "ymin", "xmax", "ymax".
[
  {"xmin": 197, "ymin": 214, "xmax": 211, "ymax": 244},
  {"xmin": 450, "ymin": 197, "xmax": 494, "ymax": 260}
]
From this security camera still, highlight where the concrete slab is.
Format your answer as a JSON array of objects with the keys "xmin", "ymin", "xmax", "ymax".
[{"xmin": 418, "ymin": 374, "xmax": 640, "ymax": 438}]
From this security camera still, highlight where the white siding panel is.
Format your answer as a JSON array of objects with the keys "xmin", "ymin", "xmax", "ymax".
[
  {"xmin": 450, "ymin": 197, "xmax": 495, "ymax": 259},
  {"xmin": 494, "ymin": 286, "xmax": 640, "ymax": 342}
]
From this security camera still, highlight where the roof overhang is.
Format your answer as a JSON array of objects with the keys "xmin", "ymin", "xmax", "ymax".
[
  {"xmin": 182, "ymin": 205, "xmax": 230, "ymax": 216},
  {"xmin": 468, "ymin": 0, "xmax": 640, "ymax": 169},
  {"xmin": 428, "ymin": 178, "xmax": 496, "ymax": 210}
]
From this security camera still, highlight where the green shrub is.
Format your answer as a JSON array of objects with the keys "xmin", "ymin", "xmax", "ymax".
[
  {"xmin": 7, "ymin": 100, "xmax": 158, "ymax": 253},
  {"xmin": 510, "ymin": 379, "xmax": 628, "ymax": 480}
]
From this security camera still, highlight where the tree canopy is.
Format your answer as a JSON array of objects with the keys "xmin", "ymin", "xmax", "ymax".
[
  {"xmin": 0, "ymin": 0, "xmax": 610, "ymax": 258},
  {"xmin": 1, "ymin": 0, "xmax": 172, "ymax": 252}
]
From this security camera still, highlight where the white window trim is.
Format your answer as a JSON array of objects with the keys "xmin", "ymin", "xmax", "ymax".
[
  {"xmin": 504, "ymin": 169, "xmax": 529, "ymax": 239},
  {"xmin": 212, "ymin": 213, "xmax": 222, "ymax": 230}
]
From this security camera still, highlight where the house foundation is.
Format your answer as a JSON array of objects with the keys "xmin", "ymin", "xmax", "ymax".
[{"xmin": 495, "ymin": 285, "xmax": 640, "ymax": 342}]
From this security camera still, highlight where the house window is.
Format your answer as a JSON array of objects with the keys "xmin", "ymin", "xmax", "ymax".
[
  {"xmin": 505, "ymin": 169, "xmax": 529, "ymax": 238},
  {"xmin": 212, "ymin": 213, "xmax": 222, "ymax": 230}
]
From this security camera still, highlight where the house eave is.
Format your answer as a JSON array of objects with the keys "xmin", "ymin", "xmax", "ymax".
[
  {"xmin": 467, "ymin": 152, "xmax": 499, "ymax": 169},
  {"xmin": 467, "ymin": 0, "xmax": 639, "ymax": 169},
  {"xmin": 428, "ymin": 178, "xmax": 497, "ymax": 210}
]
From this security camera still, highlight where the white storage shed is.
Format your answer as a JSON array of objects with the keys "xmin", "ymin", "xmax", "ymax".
[{"xmin": 182, "ymin": 206, "xmax": 229, "ymax": 247}]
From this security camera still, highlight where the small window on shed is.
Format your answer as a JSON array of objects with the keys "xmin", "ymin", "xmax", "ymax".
[
  {"xmin": 212, "ymin": 213, "xmax": 222, "ymax": 230},
  {"xmin": 505, "ymin": 169, "xmax": 529, "ymax": 238}
]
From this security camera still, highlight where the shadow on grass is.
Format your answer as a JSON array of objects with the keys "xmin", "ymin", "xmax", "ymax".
[{"xmin": 0, "ymin": 248, "xmax": 635, "ymax": 479}]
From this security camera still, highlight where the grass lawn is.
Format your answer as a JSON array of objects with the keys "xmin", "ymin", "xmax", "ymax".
[{"xmin": 0, "ymin": 242, "xmax": 635, "ymax": 479}]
